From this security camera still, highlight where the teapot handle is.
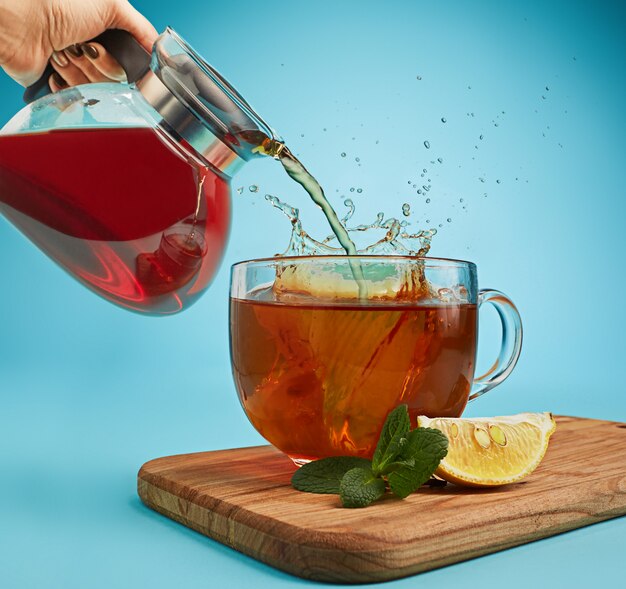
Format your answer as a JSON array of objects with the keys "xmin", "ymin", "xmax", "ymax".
[{"xmin": 23, "ymin": 29, "xmax": 151, "ymax": 104}]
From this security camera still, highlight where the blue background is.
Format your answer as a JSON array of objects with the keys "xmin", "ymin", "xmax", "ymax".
[{"xmin": 1, "ymin": 0, "xmax": 624, "ymax": 587}]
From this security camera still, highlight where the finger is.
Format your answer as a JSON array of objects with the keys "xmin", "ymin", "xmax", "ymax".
[
  {"xmin": 49, "ymin": 72, "xmax": 68, "ymax": 93},
  {"xmin": 63, "ymin": 46, "xmax": 110, "ymax": 83},
  {"xmin": 80, "ymin": 42, "xmax": 127, "ymax": 82},
  {"xmin": 51, "ymin": 51, "xmax": 70, "ymax": 69},
  {"xmin": 110, "ymin": 1, "xmax": 159, "ymax": 52},
  {"xmin": 50, "ymin": 54, "xmax": 90, "ymax": 87}
]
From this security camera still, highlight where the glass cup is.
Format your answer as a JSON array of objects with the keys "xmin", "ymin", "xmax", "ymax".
[{"xmin": 229, "ymin": 256, "xmax": 522, "ymax": 465}]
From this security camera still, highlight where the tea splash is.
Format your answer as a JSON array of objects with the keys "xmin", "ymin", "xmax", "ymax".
[{"xmin": 264, "ymin": 192, "xmax": 436, "ymax": 258}]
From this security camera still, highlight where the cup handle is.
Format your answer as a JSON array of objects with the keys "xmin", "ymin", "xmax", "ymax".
[{"xmin": 469, "ymin": 289, "xmax": 523, "ymax": 401}]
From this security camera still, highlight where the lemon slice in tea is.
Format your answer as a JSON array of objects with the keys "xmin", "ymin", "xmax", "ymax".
[{"xmin": 417, "ymin": 413, "xmax": 556, "ymax": 487}]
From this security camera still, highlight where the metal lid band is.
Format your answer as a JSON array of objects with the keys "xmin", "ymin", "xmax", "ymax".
[{"xmin": 136, "ymin": 71, "xmax": 246, "ymax": 177}]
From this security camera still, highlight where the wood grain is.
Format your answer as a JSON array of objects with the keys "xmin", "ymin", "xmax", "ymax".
[{"xmin": 137, "ymin": 416, "xmax": 626, "ymax": 583}]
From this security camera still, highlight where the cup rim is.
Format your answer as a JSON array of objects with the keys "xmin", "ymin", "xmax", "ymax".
[{"xmin": 231, "ymin": 255, "xmax": 477, "ymax": 269}]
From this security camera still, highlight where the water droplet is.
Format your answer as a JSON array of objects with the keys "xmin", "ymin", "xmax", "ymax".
[
  {"xmin": 416, "ymin": 75, "xmax": 422, "ymax": 80},
  {"xmin": 479, "ymin": 134, "xmax": 484, "ymax": 140},
  {"xmin": 341, "ymin": 152, "xmax": 346, "ymax": 157},
  {"xmin": 447, "ymin": 218, "xmax": 452, "ymax": 223},
  {"xmin": 350, "ymin": 187, "xmax": 355, "ymax": 192},
  {"xmin": 441, "ymin": 117, "xmax": 447, "ymax": 123},
  {"xmin": 249, "ymin": 185, "xmax": 259, "ymax": 193},
  {"xmin": 357, "ymin": 188, "xmax": 363, "ymax": 193},
  {"xmin": 437, "ymin": 157, "xmax": 443, "ymax": 163},
  {"xmin": 426, "ymin": 198, "xmax": 431, "ymax": 203},
  {"xmin": 402, "ymin": 203, "xmax": 411, "ymax": 216},
  {"xmin": 424, "ymin": 140, "xmax": 431, "ymax": 149},
  {"xmin": 236, "ymin": 186, "xmax": 244, "ymax": 195},
  {"xmin": 355, "ymin": 157, "xmax": 360, "ymax": 162}
]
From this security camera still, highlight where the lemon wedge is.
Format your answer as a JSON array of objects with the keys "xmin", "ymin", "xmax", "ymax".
[{"xmin": 417, "ymin": 413, "xmax": 556, "ymax": 487}]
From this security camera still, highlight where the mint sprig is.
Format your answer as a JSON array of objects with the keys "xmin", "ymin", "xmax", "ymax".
[{"xmin": 291, "ymin": 404, "xmax": 449, "ymax": 508}]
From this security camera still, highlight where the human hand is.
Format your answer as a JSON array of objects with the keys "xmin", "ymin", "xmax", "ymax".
[{"xmin": 0, "ymin": 0, "xmax": 157, "ymax": 89}]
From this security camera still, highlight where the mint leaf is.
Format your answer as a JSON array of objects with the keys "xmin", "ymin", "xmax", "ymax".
[
  {"xmin": 339, "ymin": 467, "xmax": 387, "ymax": 508},
  {"xmin": 387, "ymin": 427, "xmax": 449, "ymax": 498},
  {"xmin": 372, "ymin": 404, "xmax": 411, "ymax": 475},
  {"xmin": 291, "ymin": 456, "xmax": 372, "ymax": 494},
  {"xmin": 385, "ymin": 457, "xmax": 416, "ymax": 471}
]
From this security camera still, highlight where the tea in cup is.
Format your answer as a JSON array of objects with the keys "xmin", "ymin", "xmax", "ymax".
[{"xmin": 230, "ymin": 256, "xmax": 522, "ymax": 465}]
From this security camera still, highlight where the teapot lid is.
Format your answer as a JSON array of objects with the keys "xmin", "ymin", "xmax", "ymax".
[{"xmin": 140, "ymin": 28, "xmax": 283, "ymax": 165}]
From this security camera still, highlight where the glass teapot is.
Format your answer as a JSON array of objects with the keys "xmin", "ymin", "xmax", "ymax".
[{"xmin": 0, "ymin": 28, "xmax": 283, "ymax": 315}]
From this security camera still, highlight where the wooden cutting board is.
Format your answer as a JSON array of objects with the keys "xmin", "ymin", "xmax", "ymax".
[{"xmin": 137, "ymin": 416, "xmax": 626, "ymax": 583}]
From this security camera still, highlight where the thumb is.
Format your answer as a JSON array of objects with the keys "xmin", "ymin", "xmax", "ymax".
[{"xmin": 109, "ymin": 1, "xmax": 159, "ymax": 52}]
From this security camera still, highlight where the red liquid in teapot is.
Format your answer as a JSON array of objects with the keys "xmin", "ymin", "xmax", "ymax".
[{"xmin": 0, "ymin": 127, "xmax": 230, "ymax": 314}]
